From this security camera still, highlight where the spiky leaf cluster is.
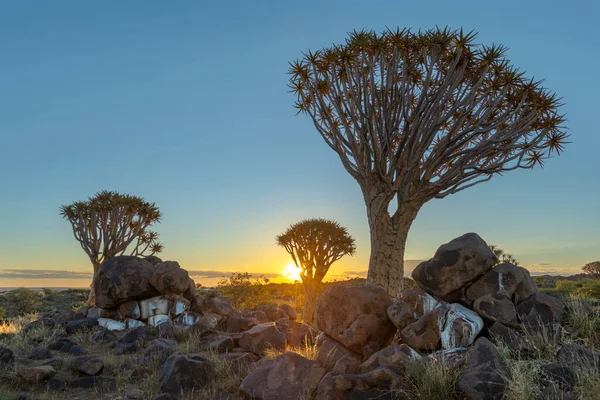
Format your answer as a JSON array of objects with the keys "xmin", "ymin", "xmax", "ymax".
[
  {"xmin": 289, "ymin": 28, "xmax": 568, "ymax": 200},
  {"xmin": 60, "ymin": 190, "xmax": 163, "ymax": 265},
  {"xmin": 276, "ymin": 218, "xmax": 356, "ymax": 283},
  {"xmin": 582, "ymin": 261, "xmax": 600, "ymax": 280}
]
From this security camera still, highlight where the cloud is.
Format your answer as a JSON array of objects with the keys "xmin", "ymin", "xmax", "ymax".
[
  {"xmin": 0, "ymin": 269, "xmax": 93, "ymax": 279},
  {"xmin": 187, "ymin": 270, "xmax": 282, "ymax": 279}
]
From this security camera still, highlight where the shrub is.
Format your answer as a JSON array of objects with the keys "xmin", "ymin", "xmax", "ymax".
[
  {"xmin": 217, "ymin": 272, "xmax": 271, "ymax": 310},
  {"xmin": 0, "ymin": 288, "xmax": 42, "ymax": 317}
]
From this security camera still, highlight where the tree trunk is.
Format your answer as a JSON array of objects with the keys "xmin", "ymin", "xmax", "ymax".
[
  {"xmin": 302, "ymin": 278, "xmax": 321, "ymax": 328},
  {"xmin": 87, "ymin": 262, "xmax": 101, "ymax": 306},
  {"xmin": 365, "ymin": 193, "xmax": 421, "ymax": 298}
]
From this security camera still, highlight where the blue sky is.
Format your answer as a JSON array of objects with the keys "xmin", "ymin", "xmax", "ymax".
[{"xmin": 0, "ymin": 1, "xmax": 598, "ymax": 287}]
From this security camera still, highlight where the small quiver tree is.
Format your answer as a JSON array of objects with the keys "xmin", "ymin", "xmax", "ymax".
[
  {"xmin": 489, "ymin": 245, "xmax": 520, "ymax": 266},
  {"xmin": 276, "ymin": 218, "xmax": 356, "ymax": 327},
  {"xmin": 289, "ymin": 28, "xmax": 568, "ymax": 297},
  {"xmin": 582, "ymin": 261, "xmax": 600, "ymax": 280},
  {"xmin": 60, "ymin": 190, "xmax": 163, "ymax": 305}
]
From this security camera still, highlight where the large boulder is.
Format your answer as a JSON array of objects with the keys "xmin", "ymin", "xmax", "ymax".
[
  {"xmin": 457, "ymin": 337, "xmax": 507, "ymax": 400},
  {"xmin": 400, "ymin": 289, "xmax": 439, "ymax": 318},
  {"xmin": 315, "ymin": 367, "xmax": 403, "ymax": 400},
  {"xmin": 239, "ymin": 352, "xmax": 326, "ymax": 400},
  {"xmin": 387, "ymin": 299, "xmax": 415, "ymax": 331},
  {"xmin": 239, "ymin": 322, "xmax": 286, "ymax": 355},
  {"xmin": 523, "ymin": 293, "xmax": 566, "ymax": 328},
  {"xmin": 359, "ymin": 344, "xmax": 421, "ymax": 373},
  {"xmin": 412, "ymin": 233, "xmax": 496, "ymax": 298},
  {"xmin": 202, "ymin": 296, "xmax": 233, "ymax": 317},
  {"xmin": 150, "ymin": 261, "xmax": 192, "ymax": 295},
  {"xmin": 159, "ymin": 352, "xmax": 214, "ymax": 398},
  {"xmin": 473, "ymin": 293, "xmax": 518, "ymax": 326},
  {"xmin": 316, "ymin": 284, "xmax": 396, "ymax": 357},
  {"xmin": 315, "ymin": 334, "xmax": 362, "ymax": 373},
  {"xmin": 93, "ymin": 256, "xmax": 159, "ymax": 308}
]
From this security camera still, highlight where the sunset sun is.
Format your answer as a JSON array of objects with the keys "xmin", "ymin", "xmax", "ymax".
[{"xmin": 282, "ymin": 262, "xmax": 302, "ymax": 281}]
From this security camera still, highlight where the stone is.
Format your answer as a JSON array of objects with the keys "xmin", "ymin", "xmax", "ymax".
[
  {"xmin": 70, "ymin": 376, "xmax": 117, "ymax": 391},
  {"xmin": 278, "ymin": 304, "xmax": 297, "ymax": 320},
  {"xmin": 148, "ymin": 314, "xmax": 171, "ymax": 327},
  {"xmin": 159, "ymin": 352, "xmax": 214, "ymax": 397},
  {"xmin": 18, "ymin": 365, "xmax": 56, "ymax": 381},
  {"xmin": 165, "ymin": 293, "xmax": 190, "ymax": 317},
  {"xmin": 144, "ymin": 339, "xmax": 176, "ymax": 364},
  {"xmin": 22, "ymin": 317, "xmax": 56, "ymax": 334},
  {"xmin": 127, "ymin": 388, "xmax": 145, "ymax": 399},
  {"xmin": 556, "ymin": 343, "xmax": 600, "ymax": 366},
  {"xmin": 91, "ymin": 329, "xmax": 118, "ymax": 343},
  {"xmin": 240, "ymin": 352, "xmax": 326, "ymax": 400},
  {"xmin": 538, "ymin": 385, "xmax": 577, "ymax": 400},
  {"xmin": 86, "ymin": 307, "xmax": 101, "ymax": 319},
  {"xmin": 315, "ymin": 367, "xmax": 404, "ymax": 400},
  {"xmin": 93, "ymin": 256, "xmax": 159, "ymax": 308},
  {"xmin": 400, "ymin": 310, "xmax": 441, "ymax": 351},
  {"xmin": 73, "ymin": 355, "xmax": 104, "ymax": 376},
  {"xmin": 66, "ymin": 318, "xmax": 98, "ymax": 334},
  {"xmin": 98, "ymin": 308, "xmax": 120, "ymax": 319},
  {"xmin": 316, "ymin": 284, "xmax": 396, "ymax": 357},
  {"xmin": 315, "ymin": 334, "xmax": 362, "ymax": 373},
  {"xmin": 387, "ymin": 299, "xmax": 416, "ymax": 331},
  {"xmin": 473, "ymin": 293, "xmax": 518, "ymax": 326},
  {"xmin": 30, "ymin": 347, "xmax": 53, "ymax": 360},
  {"xmin": 16, "ymin": 394, "xmax": 32, "ymax": 400},
  {"xmin": 199, "ymin": 335, "xmax": 234, "ymax": 353},
  {"xmin": 464, "ymin": 263, "xmax": 537, "ymax": 316},
  {"xmin": 488, "ymin": 322, "xmax": 534, "ymax": 354},
  {"xmin": 428, "ymin": 347, "xmax": 469, "ymax": 369},
  {"xmin": 157, "ymin": 322, "xmax": 178, "ymax": 339},
  {"xmin": 401, "ymin": 288, "xmax": 439, "ymax": 318},
  {"xmin": 246, "ymin": 310, "xmax": 269, "ymax": 323},
  {"xmin": 287, "ymin": 321, "xmax": 318, "ymax": 348},
  {"xmin": 539, "ymin": 363, "xmax": 577, "ymax": 392},
  {"xmin": 172, "ymin": 311, "xmax": 202, "ymax": 327},
  {"xmin": 226, "ymin": 315, "xmax": 259, "ymax": 333},
  {"xmin": 437, "ymin": 303, "xmax": 483, "ymax": 349},
  {"xmin": 120, "ymin": 326, "xmax": 152, "ymax": 346},
  {"xmin": 239, "ymin": 322, "xmax": 286, "ymax": 355},
  {"xmin": 457, "ymin": 337, "xmax": 507, "ymax": 400},
  {"xmin": 0, "ymin": 345, "xmax": 14, "ymax": 365},
  {"xmin": 139, "ymin": 296, "xmax": 171, "ymax": 320},
  {"xmin": 150, "ymin": 261, "xmax": 193, "ymax": 294},
  {"xmin": 69, "ymin": 345, "xmax": 89, "ymax": 355},
  {"xmin": 412, "ymin": 233, "xmax": 496, "ymax": 298},
  {"xmin": 275, "ymin": 317, "xmax": 290, "ymax": 334},
  {"xmin": 126, "ymin": 318, "xmax": 146, "ymax": 329},
  {"xmin": 46, "ymin": 378, "xmax": 67, "ymax": 390},
  {"xmin": 202, "ymin": 296, "xmax": 233, "ymax": 317},
  {"xmin": 48, "ymin": 338, "xmax": 77, "ymax": 352},
  {"xmin": 144, "ymin": 255, "xmax": 163, "ymax": 266},
  {"xmin": 118, "ymin": 300, "xmax": 141, "ymax": 319},
  {"xmin": 113, "ymin": 342, "xmax": 139, "ymax": 355},
  {"xmin": 523, "ymin": 293, "xmax": 566, "ymax": 328},
  {"xmin": 152, "ymin": 394, "xmax": 175, "ymax": 400},
  {"xmin": 359, "ymin": 344, "xmax": 421, "ymax": 373},
  {"xmin": 98, "ymin": 318, "xmax": 126, "ymax": 331}
]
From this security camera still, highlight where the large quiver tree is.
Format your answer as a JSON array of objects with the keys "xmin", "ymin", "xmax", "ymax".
[
  {"xmin": 276, "ymin": 218, "xmax": 355, "ymax": 326},
  {"xmin": 60, "ymin": 190, "xmax": 163, "ymax": 305},
  {"xmin": 289, "ymin": 28, "xmax": 568, "ymax": 297}
]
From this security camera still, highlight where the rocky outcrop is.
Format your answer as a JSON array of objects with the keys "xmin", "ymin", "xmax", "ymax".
[{"xmin": 316, "ymin": 284, "xmax": 396, "ymax": 357}]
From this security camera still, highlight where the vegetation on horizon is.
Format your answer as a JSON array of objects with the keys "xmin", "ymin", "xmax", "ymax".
[
  {"xmin": 289, "ymin": 27, "xmax": 568, "ymax": 297},
  {"xmin": 582, "ymin": 261, "xmax": 600, "ymax": 280}
]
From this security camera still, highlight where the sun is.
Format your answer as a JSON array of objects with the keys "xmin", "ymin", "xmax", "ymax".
[{"xmin": 282, "ymin": 262, "xmax": 302, "ymax": 282}]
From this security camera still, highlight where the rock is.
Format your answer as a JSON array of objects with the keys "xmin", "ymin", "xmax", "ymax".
[
  {"xmin": 488, "ymin": 322, "xmax": 534, "ymax": 354},
  {"xmin": 120, "ymin": 326, "xmax": 152, "ymax": 346},
  {"xmin": 246, "ymin": 310, "xmax": 268, "ymax": 324},
  {"xmin": 387, "ymin": 299, "xmax": 415, "ymax": 331},
  {"xmin": 22, "ymin": 317, "xmax": 56, "ymax": 334},
  {"xmin": 315, "ymin": 367, "xmax": 404, "ymax": 399},
  {"xmin": 226, "ymin": 315, "xmax": 259, "ymax": 333},
  {"xmin": 556, "ymin": 343, "xmax": 600, "ymax": 366},
  {"xmin": 199, "ymin": 335, "xmax": 234, "ymax": 353},
  {"xmin": 157, "ymin": 322, "xmax": 178, "ymax": 339},
  {"xmin": 224, "ymin": 351, "xmax": 259, "ymax": 368},
  {"xmin": 144, "ymin": 339, "xmax": 176, "ymax": 363},
  {"xmin": 127, "ymin": 388, "xmax": 145, "ymax": 399},
  {"xmin": 93, "ymin": 256, "xmax": 159, "ymax": 308},
  {"xmin": 202, "ymin": 296, "xmax": 233, "ymax": 317},
  {"xmin": 30, "ymin": 347, "xmax": 53, "ymax": 360},
  {"xmin": 73, "ymin": 355, "xmax": 104, "ymax": 376},
  {"xmin": 98, "ymin": 318, "xmax": 126, "ymax": 331},
  {"xmin": 165, "ymin": 293, "xmax": 190, "ymax": 317},
  {"xmin": 473, "ymin": 293, "xmax": 518, "ymax": 326},
  {"xmin": 427, "ymin": 347, "xmax": 469, "ymax": 369},
  {"xmin": 46, "ymin": 378, "xmax": 67, "ymax": 390},
  {"xmin": 198, "ymin": 313, "xmax": 223, "ymax": 330},
  {"xmin": 66, "ymin": 318, "xmax": 98, "ymax": 334},
  {"xmin": 412, "ymin": 233, "xmax": 496, "ymax": 298},
  {"xmin": 69, "ymin": 345, "xmax": 89, "ymax": 355},
  {"xmin": 315, "ymin": 334, "xmax": 362, "ymax": 373},
  {"xmin": 86, "ymin": 307, "xmax": 101, "ymax": 319},
  {"xmin": 139, "ymin": 296, "xmax": 171, "ymax": 320},
  {"xmin": 91, "ymin": 329, "xmax": 118, "ymax": 343},
  {"xmin": 98, "ymin": 308, "xmax": 120, "ymax": 319},
  {"xmin": 148, "ymin": 314, "xmax": 171, "ymax": 327},
  {"xmin": 437, "ymin": 303, "xmax": 483, "ymax": 349},
  {"xmin": 464, "ymin": 263, "xmax": 537, "ymax": 316},
  {"xmin": 240, "ymin": 352, "xmax": 326, "ymax": 400},
  {"xmin": 18, "ymin": 365, "xmax": 56, "ymax": 381},
  {"xmin": 256, "ymin": 305, "xmax": 282, "ymax": 321},
  {"xmin": 152, "ymin": 394, "xmax": 175, "ymax": 400},
  {"xmin": 150, "ymin": 261, "xmax": 193, "ymax": 294},
  {"xmin": 457, "ymin": 337, "xmax": 507, "ymax": 400},
  {"xmin": 159, "ymin": 352, "xmax": 214, "ymax": 397},
  {"xmin": 400, "ymin": 310, "xmax": 441, "ymax": 351},
  {"xmin": 16, "ymin": 393, "xmax": 32, "ymax": 400},
  {"xmin": 401, "ymin": 288, "xmax": 439, "ymax": 318},
  {"xmin": 144, "ymin": 255, "xmax": 163, "ymax": 266},
  {"xmin": 172, "ymin": 311, "xmax": 202, "ymax": 327},
  {"xmin": 126, "ymin": 319, "xmax": 146, "ymax": 329},
  {"xmin": 279, "ymin": 304, "xmax": 297, "ymax": 320},
  {"xmin": 275, "ymin": 317, "xmax": 290, "ymax": 334},
  {"xmin": 48, "ymin": 338, "xmax": 77, "ymax": 352},
  {"xmin": 0, "ymin": 345, "xmax": 14, "ymax": 365},
  {"xmin": 287, "ymin": 321, "xmax": 318, "ymax": 348},
  {"xmin": 239, "ymin": 322, "xmax": 286, "ymax": 355},
  {"xmin": 118, "ymin": 300, "xmax": 141, "ymax": 319},
  {"xmin": 538, "ymin": 385, "xmax": 577, "ymax": 400},
  {"xmin": 359, "ymin": 344, "xmax": 421, "ymax": 373},
  {"xmin": 70, "ymin": 376, "xmax": 117, "ymax": 391},
  {"xmin": 316, "ymin": 284, "xmax": 396, "ymax": 357},
  {"xmin": 113, "ymin": 342, "xmax": 139, "ymax": 355},
  {"xmin": 523, "ymin": 293, "xmax": 566, "ymax": 328},
  {"xmin": 539, "ymin": 363, "xmax": 577, "ymax": 392}
]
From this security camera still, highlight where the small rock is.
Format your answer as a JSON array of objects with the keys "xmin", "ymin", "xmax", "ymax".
[
  {"xmin": 66, "ymin": 318, "xmax": 98, "ymax": 334},
  {"xmin": 387, "ymin": 299, "xmax": 415, "ymax": 331},
  {"xmin": 159, "ymin": 352, "xmax": 214, "ymax": 397},
  {"xmin": 73, "ymin": 355, "xmax": 104, "ymax": 376},
  {"xmin": 46, "ymin": 378, "xmax": 67, "ymax": 390},
  {"xmin": 98, "ymin": 318, "xmax": 126, "ymax": 331},
  {"xmin": 91, "ymin": 329, "xmax": 118, "ymax": 343},
  {"xmin": 148, "ymin": 314, "xmax": 171, "ymax": 327},
  {"xmin": 457, "ymin": 337, "xmax": 507, "ymax": 400},
  {"xmin": 127, "ymin": 388, "xmax": 145, "ymax": 399},
  {"xmin": 18, "ymin": 365, "xmax": 56, "ymax": 381},
  {"xmin": 30, "ymin": 347, "xmax": 53, "ymax": 360},
  {"xmin": 113, "ymin": 342, "xmax": 139, "ymax": 355},
  {"xmin": 315, "ymin": 334, "xmax": 361, "ymax": 372},
  {"xmin": 69, "ymin": 345, "xmax": 89, "ymax": 355},
  {"xmin": 360, "ymin": 344, "xmax": 421, "ymax": 373},
  {"xmin": 199, "ymin": 335, "xmax": 234, "ymax": 353},
  {"xmin": 246, "ymin": 310, "xmax": 268, "ymax": 323}
]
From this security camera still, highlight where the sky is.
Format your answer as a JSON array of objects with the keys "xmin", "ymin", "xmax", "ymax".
[{"xmin": 0, "ymin": 1, "xmax": 598, "ymax": 288}]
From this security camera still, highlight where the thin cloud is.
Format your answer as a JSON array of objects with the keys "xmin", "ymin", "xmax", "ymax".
[
  {"xmin": 187, "ymin": 270, "xmax": 282, "ymax": 279},
  {"xmin": 0, "ymin": 269, "xmax": 93, "ymax": 279}
]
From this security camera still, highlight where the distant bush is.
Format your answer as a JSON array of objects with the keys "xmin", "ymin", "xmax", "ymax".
[
  {"xmin": 217, "ymin": 272, "xmax": 272, "ymax": 310},
  {"xmin": 0, "ymin": 288, "xmax": 42, "ymax": 317},
  {"xmin": 554, "ymin": 279, "xmax": 600, "ymax": 299},
  {"xmin": 0, "ymin": 306, "xmax": 5, "ymax": 319}
]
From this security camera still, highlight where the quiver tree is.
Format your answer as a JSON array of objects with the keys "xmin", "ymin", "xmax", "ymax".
[
  {"xmin": 276, "ymin": 218, "xmax": 355, "ymax": 326},
  {"xmin": 582, "ymin": 261, "xmax": 600, "ymax": 280},
  {"xmin": 60, "ymin": 190, "xmax": 163, "ymax": 305},
  {"xmin": 489, "ymin": 245, "xmax": 520, "ymax": 266},
  {"xmin": 289, "ymin": 28, "xmax": 568, "ymax": 297}
]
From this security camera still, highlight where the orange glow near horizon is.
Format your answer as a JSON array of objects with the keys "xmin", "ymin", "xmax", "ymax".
[{"xmin": 281, "ymin": 262, "xmax": 302, "ymax": 282}]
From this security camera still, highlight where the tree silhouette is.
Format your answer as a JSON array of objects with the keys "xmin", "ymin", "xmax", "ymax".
[
  {"xmin": 489, "ymin": 245, "xmax": 520, "ymax": 266},
  {"xmin": 276, "ymin": 218, "xmax": 355, "ymax": 326},
  {"xmin": 60, "ymin": 190, "xmax": 163, "ymax": 305},
  {"xmin": 582, "ymin": 261, "xmax": 600, "ymax": 280},
  {"xmin": 289, "ymin": 28, "xmax": 567, "ymax": 296}
]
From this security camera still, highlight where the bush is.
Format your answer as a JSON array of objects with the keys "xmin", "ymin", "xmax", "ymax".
[
  {"xmin": 0, "ymin": 288, "xmax": 42, "ymax": 317},
  {"xmin": 555, "ymin": 279, "xmax": 600, "ymax": 299},
  {"xmin": 217, "ymin": 272, "xmax": 272, "ymax": 310}
]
